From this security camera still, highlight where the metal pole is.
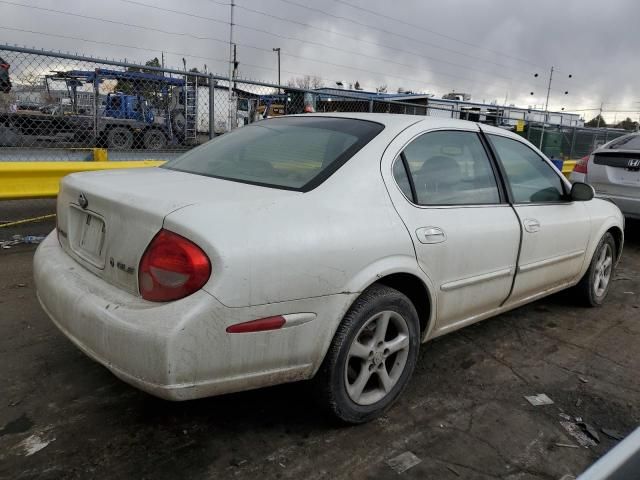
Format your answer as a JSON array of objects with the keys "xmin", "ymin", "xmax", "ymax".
[
  {"xmin": 209, "ymin": 74, "xmax": 214, "ymax": 140},
  {"xmin": 272, "ymin": 48, "xmax": 281, "ymax": 94},
  {"xmin": 228, "ymin": 0, "xmax": 235, "ymax": 132},
  {"xmin": 596, "ymin": 102, "xmax": 603, "ymax": 128},
  {"xmin": 539, "ymin": 66, "xmax": 554, "ymax": 151}
]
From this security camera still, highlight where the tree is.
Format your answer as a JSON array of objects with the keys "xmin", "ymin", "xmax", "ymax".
[
  {"xmin": 377, "ymin": 84, "xmax": 387, "ymax": 94},
  {"xmin": 354, "ymin": 80, "xmax": 363, "ymax": 91},
  {"xmin": 585, "ymin": 114, "xmax": 607, "ymax": 128},
  {"xmin": 286, "ymin": 75, "xmax": 324, "ymax": 90},
  {"xmin": 614, "ymin": 117, "xmax": 639, "ymax": 131}
]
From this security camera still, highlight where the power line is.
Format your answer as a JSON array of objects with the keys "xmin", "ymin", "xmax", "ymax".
[
  {"xmin": 209, "ymin": 0, "xmax": 547, "ymax": 87},
  {"xmin": 272, "ymin": 0, "xmax": 535, "ymax": 75},
  {"xmin": 0, "ymin": 26, "xmax": 402, "ymax": 91},
  {"xmin": 332, "ymin": 0, "xmax": 544, "ymax": 68},
  {"xmin": 0, "ymin": 25, "xmax": 228, "ymax": 68},
  {"xmin": 121, "ymin": 0, "xmax": 512, "ymax": 89},
  {"xmin": 0, "ymin": 0, "xmax": 473, "ymax": 92}
]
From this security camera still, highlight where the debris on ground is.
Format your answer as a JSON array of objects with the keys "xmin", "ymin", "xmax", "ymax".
[
  {"xmin": 524, "ymin": 393, "xmax": 554, "ymax": 406},
  {"xmin": 576, "ymin": 398, "xmax": 582, "ymax": 408},
  {"xmin": 600, "ymin": 428, "xmax": 624, "ymax": 441},
  {"xmin": 559, "ymin": 413, "xmax": 572, "ymax": 421},
  {"xmin": 1, "ymin": 235, "xmax": 46, "ymax": 249},
  {"xmin": 578, "ymin": 422, "xmax": 600, "ymax": 443},
  {"xmin": 446, "ymin": 465, "xmax": 461, "ymax": 476},
  {"xmin": 560, "ymin": 421, "xmax": 597, "ymax": 448},
  {"xmin": 16, "ymin": 433, "xmax": 55, "ymax": 456},
  {"xmin": 555, "ymin": 443, "xmax": 580, "ymax": 448},
  {"xmin": 386, "ymin": 451, "xmax": 422, "ymax": 474},
  {"xmin": 578, "ymin": 376, "xmax": 589, "ymax": 383}
]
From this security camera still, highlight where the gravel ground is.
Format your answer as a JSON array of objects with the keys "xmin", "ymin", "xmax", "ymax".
[{"xmin": 0, "ymin": 202, "xmax": 638, "ymax": 480}]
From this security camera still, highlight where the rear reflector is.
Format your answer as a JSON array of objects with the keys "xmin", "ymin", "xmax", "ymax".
[
  {"xmin": 573, "ymin": 155, "xmax": 589, "ymax": 174},
  {"xmin": 226, "ymin": 316, "xmax": 286, "ymax": 333}
]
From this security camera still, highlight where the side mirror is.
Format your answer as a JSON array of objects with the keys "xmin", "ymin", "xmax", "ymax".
[{"xmin": 570, "ymin": 182, "xmax": 595, "ymax": 202}]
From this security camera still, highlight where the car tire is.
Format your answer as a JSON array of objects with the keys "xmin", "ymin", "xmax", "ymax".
[
  {"xmin": 315, "ymin": 284, "xmax": 420, "ymax": 424},
  {"xmin": 575, "ymin": 232, "xmax": 616, "ymax": 307},
  {"xmin": 143, "ymin": 129, "xmax": 167, "ymax": 150},
  {"xmin": 106, "ymin": 127, "xmax": 134, "ymax": 150}
]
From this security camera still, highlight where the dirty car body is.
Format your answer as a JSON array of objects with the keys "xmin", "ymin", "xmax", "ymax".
[{"xmin": 34, "ymin": 113, "xmax": 624, "ymax": 422}]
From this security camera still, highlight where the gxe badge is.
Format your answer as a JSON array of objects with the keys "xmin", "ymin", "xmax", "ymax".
[{"xmin": 78, "ymin": 193, "xmax": 88, "ymax": 209}]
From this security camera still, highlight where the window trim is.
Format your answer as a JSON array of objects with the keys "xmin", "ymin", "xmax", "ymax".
[
  {"xmin": 391, "ymin": 129, "xmax": 507, "ymax": 208},
  {"xmin": 484, "ymin": 132, "xmax": 572, "ymax": 206}
]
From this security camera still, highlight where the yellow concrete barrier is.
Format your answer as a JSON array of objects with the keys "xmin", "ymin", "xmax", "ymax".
[
  {"xmin": 0, "ymin": 161, "xmax": 165, "ymax": 200},
  {"xmin": 562, "ymin": 160, "xmax": 576, "ymax": 178}
]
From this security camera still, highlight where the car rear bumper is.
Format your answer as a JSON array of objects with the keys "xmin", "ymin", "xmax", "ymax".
[
  {"xmin": 595, "ymin": 192, "xmax": 640, "ymax": 219},
  {"xmin": 34, "ymin": 232, "xmax": 354, "ymax": 400}
]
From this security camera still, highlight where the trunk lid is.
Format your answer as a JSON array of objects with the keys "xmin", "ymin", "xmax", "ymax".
[
  {"xmin": 56, "ymin": 167, "xmax": 293, "ymax": 295},
  {"xmin": 589, "ymin": 150, "xmax": 640, "ymax": 198}
]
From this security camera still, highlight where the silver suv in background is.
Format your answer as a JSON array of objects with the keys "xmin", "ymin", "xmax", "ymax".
[{"xmin": 570, "ymin": 133, "xmax": 640, "ymax": 219}]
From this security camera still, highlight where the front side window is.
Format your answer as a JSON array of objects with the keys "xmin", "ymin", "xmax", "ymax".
[
  {"xmin": 395, "ymin": 130, "xmax": 500, "ymax": 205},
  {"xmin": 488, "ymin": 135, "xmax": 565, "ymax": 203},
  {"xmin": 164, "ymin": 117, "xmax": 384, "ymax": 191}
]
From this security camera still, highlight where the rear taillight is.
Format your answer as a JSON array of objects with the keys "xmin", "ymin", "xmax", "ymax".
[
  {"xmin": 0, "ymin": 63, "xmax": 9, "ymax": 70},
  {"xmin": 573, "ymin": 155, "xmax": 589, "ymax": 174},
  {"xmin": 139, "ymin": 229, "xmax": 211, "ymax": 302}
]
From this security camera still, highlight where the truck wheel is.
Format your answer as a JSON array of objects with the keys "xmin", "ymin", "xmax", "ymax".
[
  {"xmin": 106, "ymin": 127, "xmax": 134, "ymax": 150},
  {"xmin": 171, "ymin": 110, "xmax": 186, "ymax": 135},
  {"xmin": 143, "ymin": 129, "xmax": 167, "ymax": 150}
]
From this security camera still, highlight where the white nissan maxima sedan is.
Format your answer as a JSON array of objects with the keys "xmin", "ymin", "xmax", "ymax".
[{"xmin": 34, "ymin": 114, "xmax": 624, "ymax": 423}]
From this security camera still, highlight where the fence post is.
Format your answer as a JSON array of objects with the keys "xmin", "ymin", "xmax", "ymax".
[
  {"xmin": 209, "ymin": 74, "xmax": 215, "ymax": 140},
  {"xmin": 93, "ymin": 70, "xmax": 99, "ymax": 147},
  {"xmin": 569, "ymin": 126, "xmax": 576, "ymax": 159},
  {"xmin": 368, "ymin": 99, "xmax": 373, "ymax": 113}
]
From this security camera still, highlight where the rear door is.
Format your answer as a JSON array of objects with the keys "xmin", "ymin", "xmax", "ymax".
[
  {"xmin": 384, "ymin": 125, "xmax": 520, "ymax": 332},
  {"xmin": 486, "ymin": 133, "xmax": 590, "ymax": 303}
]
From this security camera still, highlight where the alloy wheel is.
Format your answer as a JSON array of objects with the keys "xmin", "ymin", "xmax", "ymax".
[{"xmin": 344, "ymin": 310, "xmax": 410, "ymax": 406}]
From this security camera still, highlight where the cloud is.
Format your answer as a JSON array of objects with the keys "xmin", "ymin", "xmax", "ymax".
[{"xmin": 1, "ymin": 0, "xmax": 638, "ymax": 121}]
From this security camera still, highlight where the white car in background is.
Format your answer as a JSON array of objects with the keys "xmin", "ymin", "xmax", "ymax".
[
  {"xmin": 34, "ymin": 114, "xmax": 624, "ymax": 424},
  {"xmin": 570, "ymin": 133, "xmax": 640, "ymax": 219}
]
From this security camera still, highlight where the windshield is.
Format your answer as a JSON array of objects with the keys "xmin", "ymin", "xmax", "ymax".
[
  {"xmin": 607, "ymin": 134, "xmax": 640, "ymax": 150},
  {"xmin": 163, "ymin": 116, "xmax": 384, "ymax": 191}
]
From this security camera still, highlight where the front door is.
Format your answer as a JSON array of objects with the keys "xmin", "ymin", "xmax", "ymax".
[
  {"xmin": 384, "ymin": 127, "xmax": 521, "ymax": 332},
  {"xmin": 486, "ymin": 133, "xmax": 590, "ymax": 303}
]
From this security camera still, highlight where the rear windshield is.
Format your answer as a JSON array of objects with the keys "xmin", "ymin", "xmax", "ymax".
[
  {"xmin": 607, "ymin": 134, "xmax": 640, "ymax": 150},
  {"xmin": 163, "ymin": 117, "xmax": 384, "ymax": 191}
]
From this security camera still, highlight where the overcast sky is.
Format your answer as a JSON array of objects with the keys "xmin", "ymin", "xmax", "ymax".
[{"xmin": 1, "ymin": 0, "xmax": 638, "ymax": 121}]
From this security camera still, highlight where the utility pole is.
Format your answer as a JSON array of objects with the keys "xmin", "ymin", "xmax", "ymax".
[
  {"xmin": 228, "ymin": 0, "xmax": 235, "ymax": 131},
  {"xmin": 538, "ymin": 66, "xmax": 554, "ymax": 150},
  {"xmin": 272, "ymin": 47, "xmax": 281, "ymax": 93},
  {"xmin": 596, "ymin": 102, "xmax": 603, "ymax": 128},
  {"xmin": 233, "ymin": 44, "xmax": 238, "ymax": 89}
]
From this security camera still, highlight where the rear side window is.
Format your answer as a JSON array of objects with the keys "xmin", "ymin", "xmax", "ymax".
[
  {"xmin": 488, "ymin": 135, "xmax": 565, "ymax": 203},
  {"xmin": 164, "ymin": 117, "xmax": 384, "ymax": 191},
  {"xmin": 395, "ymin": 130, "xmax": 500, "ymax": 205}
]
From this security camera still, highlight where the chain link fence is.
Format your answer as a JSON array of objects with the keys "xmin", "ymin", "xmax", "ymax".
[{"xmin": 0, "ymin": 44, "xmax": 633, "ymax": 162}]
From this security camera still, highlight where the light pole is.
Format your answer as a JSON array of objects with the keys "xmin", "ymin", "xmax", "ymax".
[
  {"xmin": 272, "ymin": 47, "xmax": 281, "ymax": 91},
  {"xmin": 530, "ymin": 68, "xmax": 571, "ymax": 152}
]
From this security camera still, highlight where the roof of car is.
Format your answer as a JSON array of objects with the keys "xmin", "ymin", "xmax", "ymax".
[
  {"xmin": 296, "ymin": 112, "xmax": 519, "ymax": 138},
  {"xmin": 299, "ymin": 112, "xmax": 456, "ymax": 128}
]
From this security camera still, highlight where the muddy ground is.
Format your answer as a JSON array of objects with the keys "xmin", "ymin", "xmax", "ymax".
[{"xmin": 1, "ymin": 202, "xmax": 639, "ymax": 479}]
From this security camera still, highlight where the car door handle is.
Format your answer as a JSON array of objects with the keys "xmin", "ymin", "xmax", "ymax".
[
  {"xmin": 416, "ymin": 227, "xmax": 446, "ymax": 244},
  {"xmin": 523, "ymin": 219, "xmax": 540, "ymax": 233}
]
